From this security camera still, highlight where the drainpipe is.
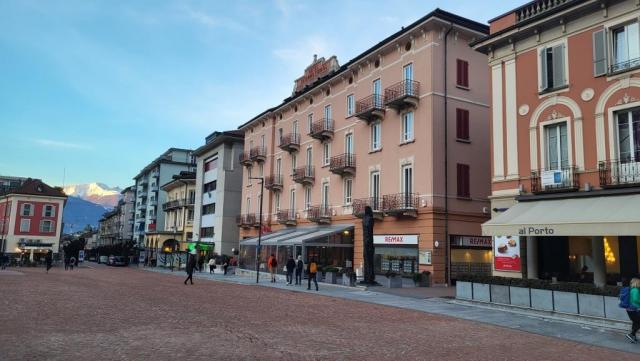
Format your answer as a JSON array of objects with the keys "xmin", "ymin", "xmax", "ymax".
[{"xmin": 444, "ymin": 24, "xmax": 453, "ymax": 286}]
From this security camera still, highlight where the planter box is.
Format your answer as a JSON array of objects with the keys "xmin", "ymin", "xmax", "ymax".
[
  {"xmin": 384, "ymin": 276, "xmax": 403, "ymax": 288},
  {"xmin": 578, "ymin": 294, "xmax": 605, "ymax": 318},
  {"xmin": 472, "ymin": 283, "xmax": 490, "ymax": 302},
  {"xmin": 456, "ymin": 281, "xmax": 472, "ymax": 300},
  {"xmin": 604, "ymin": 296, "xmax": 629, "ymax": 321},
  {"xmin": 553, "ymin": 291, "xmax": 578, "ymax": 314},
  {"xmin": 509, "ymin": 286, "xmax": 531, "ymax": 308},
  {"xmin": 324, "ymin": 272, "xmax": 337, "ymax": 284},
  {"xmin": 342, "ymin": 274, "xmax": 351, "ymax": 286},
  {"xmin": 530, "ymin": 289, "xmax": 553, "ymax": 311},
  {"xmin": 490, "ymin": 285, "xmax": 510, "ymax": 304}
]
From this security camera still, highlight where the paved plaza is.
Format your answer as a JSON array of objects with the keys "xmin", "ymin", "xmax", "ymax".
[{"xmin": 1, "ymin": 265, "xmax": 639, "ymax": 361}]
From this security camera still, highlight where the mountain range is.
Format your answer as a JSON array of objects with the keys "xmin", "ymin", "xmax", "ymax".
[
  {"xmin": 64, "ymin": 182, "xmax": 122, "ymax": 208},
  {"xmin": 62, "ymin": 183, "xmax": 124, "ymax": 234}
]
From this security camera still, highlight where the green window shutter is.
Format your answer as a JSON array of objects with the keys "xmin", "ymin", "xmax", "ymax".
[
  {"xmin": 593, "ymin": 29, "xmax": 607, "ymax": 76},
  {"xmin": 552, "ymin": 44, "xmax": 566, "ymax": 87},
  {"xmin": 539, "ymin": 47, "xmax": 548, "ymax": 91}
]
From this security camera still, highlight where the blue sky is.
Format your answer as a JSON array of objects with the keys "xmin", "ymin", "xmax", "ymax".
[{"xmin": 0, "ymin": 0, "xmax": 522, "ymax": 189}]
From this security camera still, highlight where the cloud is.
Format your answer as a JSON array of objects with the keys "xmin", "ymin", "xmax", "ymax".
[
  {"xmin": 273, "ymin": 35, "xmax": 332, "ymax": 71},
  {"xmin": 178, "ymin": 3, "xmax": 249, "ymax": 33},
  {"xmin": 32, "ymin": 138, "xmax": 93, "ymax": 150}
]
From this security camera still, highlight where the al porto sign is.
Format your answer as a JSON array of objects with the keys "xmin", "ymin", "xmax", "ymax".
[
  {"xmin": 293, "ymin": 55, "xmax": 340, "ymax": 94},
  {"xmin": 518, "ymin": 226, "xmax": 555, "ymax": 235}
]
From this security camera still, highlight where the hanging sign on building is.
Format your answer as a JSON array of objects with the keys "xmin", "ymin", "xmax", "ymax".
[
  {"xmin": 374, "ymin": 235, "xmax": 418, "ymax": 245},
  {"xmin": 494, "ymin": 235, "xmax": 521, "ymax": 272},
  {"xmin": 293, "ymin": 55, "xmax": 340, "ymax": 94},
  {"xmin": 541, "ymin": 170, "xmax": 562, "ymax": 187},
  {"xmin": 451, "ymin": 235, "xmax": 492, "ymax": 248}
]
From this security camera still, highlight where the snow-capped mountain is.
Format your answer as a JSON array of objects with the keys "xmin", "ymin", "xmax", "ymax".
[{"xmin": 64, "ymin": 183, "xmax": 122, "ymax": 208}]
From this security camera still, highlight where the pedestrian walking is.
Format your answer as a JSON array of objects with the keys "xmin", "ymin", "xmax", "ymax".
[
  {"xmin": 295, "ymin": 255, "xmax": 304, "ymax": 286},
  {"xmin": 64, "ymin": 256, "xmax": 69, "ymax": 271},
  {"xmin": 267, "ymin": 254, "xmax": 278, "ymax": 283},
  {"xmin": 307, "ymin": 258, "xmax": 319, "ymax": 291},
  {"xmin": 45, "ymin": 250, "xmax": 53, "ymax": 273},
  {"xmin": 621, "ymin": 277, "xmax": 640, "ymax": 343},
  {"xmin": 285, "ymin": 255, "xmax": 296, "ymax": 285},
  {"xmin": 208, "ymin": 257, "xmax": 216, "ymax": 274},
  {"xmin": 0, "ymin": 253, "xmax": 7, "ymax": 270},
  {"xmin": 184, "ymin": 253, "xmax": 197, "ymax": 285},
  {"xmin": 222, "ymin": 257, "xmax": 229, "ymax": 275},
  {"xmin": 198, "ymin": 256, "xmax": 205, "ymax": 273},
  {"xmin": 69, "ymin": 256, "xmax": 76, "ymax": 270}
]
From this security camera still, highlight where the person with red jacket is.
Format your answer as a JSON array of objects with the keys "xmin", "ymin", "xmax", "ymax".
[{"xmin": 267, "ymin": 254, "xmax": 278, "ymax": 283}]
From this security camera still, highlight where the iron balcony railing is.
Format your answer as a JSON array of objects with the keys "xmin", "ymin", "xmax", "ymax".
[
  {"xmin": 610, "ymin": 57, "xmax": 640, "ymax": 74},
  {"xmin": 239, "ymin": 151, "xmax": 252, "ymax": 166},
  {"xmin": 352, "ymin": 197, "xmax": 384, "ymax": 216},
  {"xmin": 162, "ymin": 198, "xmax": 196, "ymax": 211},
  {"xmin": 329, "ymin": 153, "xmax": 356, "ymax": 175},
  {"xmin": 307, "ymin": 205, "xmax": 332, "ymax": 223},
  {"xmin": 277, "ymin": 209, "xmax": 297, "ymax": 225},
  {"xmin": 250, "ymin": 146, "xmax": 267, "ymax": 162},
  {"xmin": 293, "ymin": 165, "xmax": 315, "ymax": 185},
  {"xmin": 383, "ymin": 193, "xmax": 419, "ymax": 215},
  {"xmin": 264, "ymin": 174, "xmax": 283, "ymax": 191},
  {"xmin": 355, "ymin": 94, "xmax": 385, "ymax": 122},
  {"xmin": 384, "ymin": 80, "xmax": 420, "ymax": 108},
  {"xmin": 279, "ymin": 133, "xmax": 301, "ymax": 152},
  {"xmin": 309, "ymin": 118, "xmax": 334, "ymax": 140},
  {"xmin": 530, "ymin": 166, "xmax": 579, "ymax": 193},
  {"xmin": 599, "ymin": 159, "xmax": 640, "ymax": 187},
  {"xmin": 235, "ymin": 214, "xmax": 256, "ymax": 227}
]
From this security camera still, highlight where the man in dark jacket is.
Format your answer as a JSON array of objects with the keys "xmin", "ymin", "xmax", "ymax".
[
  {"xmin": 45, "ymin": 250, "xmax": 53, "ymax": 273},
  {"xmin": 285, "ymin": 255, "xmax": 296, "ymax": 285},
  {"xmin": 184, "ymin": 253, "xmax": 197, "ymax": 285},
  {"xmin": 295, "ymin": 255, "xmax": 304, "ymax": 286}
]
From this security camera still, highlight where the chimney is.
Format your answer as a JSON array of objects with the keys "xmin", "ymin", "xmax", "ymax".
[{"xmin": 313, "ymin": 54, "xmax": 318, "ymax": 62}]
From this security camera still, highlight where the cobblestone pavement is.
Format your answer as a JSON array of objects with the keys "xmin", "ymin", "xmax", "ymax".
[{"xmin": 1, "ymin": 265, "xmax": 638, "ymax": 361}]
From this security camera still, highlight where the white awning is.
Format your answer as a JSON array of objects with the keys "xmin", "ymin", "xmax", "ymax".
[
  {"xmin": 279, "ymin": 224, "xmax": 353, "ymax": 245},
  {"xmin": 482, "ymin": 194, "xmax": 640, "ymax": 237},
  {"xmin": 239, "ymin": 224, "xmax": 354, "ymax": 246}
]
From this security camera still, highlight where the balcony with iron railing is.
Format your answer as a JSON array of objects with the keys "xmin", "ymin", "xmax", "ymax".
[
  {"xmin": 610, "ymin": 57, "xmax": 640, "ymax": 75},
  {"xmin": 384, "ymin": 80, "xmax": 420, "ymax": 110},
  {"xmin": 277, "ymin": 209, "xmax": 297, "ymax": 226},
  {"xmin": 308, "ymin": 118, "xmax": 334, "ymax": 141},
  {"xmin": 329, "ymin": 153, "xmax": 356, "ymax": 176},
  {"xmin": 235, "ymin": 213, "xmax": 256, "ymax": 228},
  {"xmin": 278, "ymin": 133, "xmax": 301, "ymax": 153},
  {"xmin": 382, "ymin": 193, "xmax": 419, "ymax": 217},
  {"xmin": 292, "ymin": 165, "xmax": 315, "ymax": 185},
  {"xmin": 530, "ymin": 166, "xmax": 580, "ymax": 193},
  {"xmin": 264, "ymin": 174, "xmax": 284, "ymax": 192},
  {"xmin": 599, "ymin": 159, "xmax": 640, "ymax": 188},
  {"xmin": 162, "ymin": 198, "xmax": 196, "ymax": 211},
  {"xmin": 354, "ymin": 94, "xmax": 385, "ymax": 123},
  {"xmin": 250, "ymin": 146, "xmax": 267, "ymax": 162},
  {"xmin": 515, "ymin": 0, "xmax": 572, "ymax": 23},
  {"xmin": 307, "ymin": 205, "xmax": 332, "ymax": 224},
  {"xmin": 239, "ymin": 151, "xmax": 252, "ymax": 167},
  {"xmin": 352, "ymin": 197, "xmax": 384, "ymax": 220}
]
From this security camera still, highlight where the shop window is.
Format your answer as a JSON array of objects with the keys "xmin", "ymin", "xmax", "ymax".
[
  {"xmin": 456, "ymin": 108, "xmax": 470, "ymax": 141},
  {"xmin": 616, "ymin": 107, "xmax": 640, "ymax": 162},
  {"xmin": 457, "ymin": 163, "xmax": 470, "ymax": 198},
  {"xmin": 456, "ymin": 59, "xmax": 469, "ymax": 88}
]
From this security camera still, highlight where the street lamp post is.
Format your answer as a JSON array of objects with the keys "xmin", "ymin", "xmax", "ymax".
[{"xmin": 249, "ymin": 177, "xmax": 264, "ymax": 283}]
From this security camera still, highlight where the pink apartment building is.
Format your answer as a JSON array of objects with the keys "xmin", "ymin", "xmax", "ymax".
[
  {"xmin": 237, "ymin": 9, "xmax": 491, "ymax": 285},
  {"xmin": 475, "ymin": 0, "xmax": 640, "ymax": 285}
]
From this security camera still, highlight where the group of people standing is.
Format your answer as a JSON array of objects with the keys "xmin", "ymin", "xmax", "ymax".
[{"xmin": 268, "ymin": 254, "xmax": 319, "ymax": 291}]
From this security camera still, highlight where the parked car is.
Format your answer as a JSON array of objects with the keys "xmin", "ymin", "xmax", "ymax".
[{"xmin": 107, "ymin": 256, "xmax": 127, "ymax": 267}]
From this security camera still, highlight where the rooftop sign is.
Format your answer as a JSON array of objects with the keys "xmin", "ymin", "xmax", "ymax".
[{"xmin": 293, "ymin": 55, "xmax": 340, "ymax": 94}]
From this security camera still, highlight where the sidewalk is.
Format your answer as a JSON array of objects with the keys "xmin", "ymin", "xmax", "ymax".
[{"xmin": 142, "ymin": 267, "xmax": 639, "ymax": 355}]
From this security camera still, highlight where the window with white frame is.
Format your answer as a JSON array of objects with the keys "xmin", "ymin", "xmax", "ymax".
[
  {"xmin": 20, "ymin": 219, "xmax": 30, "ymax": 232},
  {"xmin": 275, "ymin": 192, "xmax": 281, "ymax": 212},
  {"xmin": 307, "ymin": 114, "xmax": 313, "ymax": 133},
  {"xmin": 247, "ymin": 167, "xmax": 252, "ymax": 184},
  {"xmin": 371, "ymin": 121, "xmax": 381, "ymax": 151},
  {"xmin": 304, "ymin": 186, "xmax": 311, "ymax": 210},
  {"xmin": 293, "ymin": 120, "xmax": 299, "ymax": 135},
  {"xmin": 291, "ymin": 154, "xmax": 297, "ymax": 174},
  {"xmin": 246, "ymin": 197, "xmax": 251, "ymax": 213},
  {"xmin": 539, "ymin": 42, "xmax": 567, "ymax": 92},
  {"xmin": 39, "ymin": 220, "xmax": 53, "ymax": 233},
  {"xmin": 323, "ymin": 143, "xmax": 331, "ymax": 166},
  {"xmin": 21, "ymin": 203, "xmax": 33, "ymax": 216},
  {"xmin": 611, "ymin": 22, "xmax": 640, "ymax": 73},
  {"xmin": 402, "ymin": 111, "xmax": 414, "ymax": 142},
  {"xmin": 306, "ymin": 147, "xmax": 313, "ymax": 165},
  {"xmin": 616, "ymin": 107, "xmax": 640, "ymax": 162},
  {"xmin": 402, "ymin": 164, "xmax": 413, "ymax": 195},
  {"xmin": 322, "ymin": 182, "xmax": 329, "ymax": 207},
  {"xmin": 324, "ymin": 104, "xmax": 332, "ymax": 121},
  {"xmin": 276, "ymin": 158, "xmax": 282, "ymax": 176},
  {"xmin": 344, "ymin": 178, "xmax": 352, "ymax": 205},
  {"xmin": 259, "ymin": 163, "xmax": 264, "ymax": 177},
  {"xmin": 346, "ymin": 94, "xmax": 354, "ymax": 116},
  {"xmin": 278, "ymin": 128, "xmax": 283, "ymax": 144},
  {"xmin": 370, "ymin": 171, "xmax": 380, "ymax": 210},
  {"xmin": 544, "ymin": 122, "xmax": 569, "ymax": 170},
  {"xmin": 43, "ymin": 205, "xmax": 55, "ymax": 217},
  {"xmin": 290, "ymin": 189, "xmax": 296, "ymax": 210}
]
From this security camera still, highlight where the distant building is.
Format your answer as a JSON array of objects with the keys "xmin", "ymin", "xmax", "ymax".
[
  {"xmin": 97, "ymin": 210, "xmax": 119, "ymax": 246},
  {"xmin": 192, "ymin": 131, "xmax": 244, "ymax": 257},
  {"xmin": 132, "ymin": 148, "xmax": 195, "ymax": 251},
  {"xmin": 0, "ymin": 178, "xmax": 67, "ymax": 261},
  {"xmin": 117, "ymin": 186, "xmax": 135, "ymax": 243}
]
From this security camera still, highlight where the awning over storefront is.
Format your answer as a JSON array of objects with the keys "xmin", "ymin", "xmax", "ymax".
[
  {"xmin": 239, "ymin": 224, "xmax": 353, "ymax": 246},
  {"xmin": 239, "ymin": 229, "xmax": 297, "ymax": 246},
  {"xmin": 483, "ymin": 194, "xmax": 640, "ymax": 237}
]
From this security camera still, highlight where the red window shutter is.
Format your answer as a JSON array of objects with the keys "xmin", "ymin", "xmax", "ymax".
[
  {"xmin": 463, "ymin": 61, "xmax": 469, "ymax": 87},
  {"xmin": 456, "ymin": 59, "xmax": 462, "ymax": 86},
  {"xmin": 457, "ymin": 164, "xmax": 463, "ymax": 197},
  {"xmin": 463, "ymin": 110, "xmax": 469, "ymax": 140},
  {"xmin": 456, "ymin": 109, "xmax": 462, "ymax": 139},
  {"xmin": 457, "ymin": 164, "xmax": 470, "ymax": 198}
]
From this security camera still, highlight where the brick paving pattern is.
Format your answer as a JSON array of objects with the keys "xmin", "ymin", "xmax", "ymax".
[{"xmin": 0, "ymin": 265, "xmax": 638, "ymax": 361}]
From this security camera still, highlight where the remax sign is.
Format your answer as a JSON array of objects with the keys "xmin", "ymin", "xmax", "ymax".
[{"xmin": 373, "ymin": 235, "xmax": 418, "ymax": 245}]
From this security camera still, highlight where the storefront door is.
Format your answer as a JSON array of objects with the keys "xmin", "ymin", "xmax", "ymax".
[{"xmin": 538, "ymin": 236, "xmax": 570, "ymax": 280}]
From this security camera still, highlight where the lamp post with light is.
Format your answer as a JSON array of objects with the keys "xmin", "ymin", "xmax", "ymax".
[{"xmin": 249, "ymin": 177, "xmax": 264, "ymax": 283}]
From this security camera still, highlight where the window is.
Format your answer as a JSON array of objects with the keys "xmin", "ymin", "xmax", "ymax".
[
  {"xmin": 402, "ymin": 112, "xmax": 414, "ymax": 142},
  {"xmin": 616, "ymin": 107, "xmax": 640, "ymax": 162},
  {"xmin": 344, "ymin": 178, "xmax": 353, "ymax": 205},
  {"xmin": 201, "ymin": 227, "xmax": 214, "ymax": 238},
  {"xmin": 291, "ymin": 154, "xmax": 297, "ymax": 173},
  {"xmin": 457, "ymin": 164, "xmax": 470, "ymax": 198},
  {"xmin": 187, "ymin": 209, "xmax": 194, "ymax": 221},
  {"xmin": 456, "ymin": 59, "xmax": 469, "ymax": 88},
  {"xmin": 246, "ymin": 197, "xmax": 251, "ymax": 213},
  {"xmin": 371, "ymin": 121, "xmax": 381, "ymax": 151},
  {"xmin": 204, "ymin": 157, "xmax": 218, "ymax": 172},
  {"xmin": 307, "ymin": 114, "xmax": 313, "ymax": 133},
  {"xmin": 345, "ymin": 133, "xmax": 354, "ymax": 154},
  {"xmin": 247, "ymin": 167, "xmax": 252, "ymax": 184},
  {"xmin": 323, "ymin": 143, "xmax": 331, "ymax": 166},
  {"xmin": 404, "ymin": 63, "xmax": 413, "ymax": 81},
  {"xmin": 321, "ymin": 182, "xmax": 329, "ymax": 207},
  {"xmin": 611, "ymin": 22, "xmax": 640, "ymax": 73},
  {"xmin": 276, "ymin": 158, "xmax": 282, "ymax": 176},
  {"xmin": 188, "ymin": 190, "xmax": 195, "ymax": 204},
  {"xmin": 293, "ymin": 120, "xmax": 299, "ymax": 135},
  {"xmin": 43, "ymin": 205, "xmax": 55, "ymax": 217},
  {"xmin": 20, "ymin": 219, "xmax": 30, "ymax": 232},
  {"xmin": 456, "ymin": 109, "xmax": 470, "ymax": 141},
  {"xmin": 306, "ymin": 147, "xmax": 313, "ymax": 165},
  {"xmin": 275, "ymin": 192, "xmax": 281, "ymax": 212},
  {"xmin": 324, "ymin": 104, "xmax": 332, "ymax": 121},
  {"xmin": 290, "ymin": 189, "xmax": 296, "ymax": 210},
  {"xmin": 370, "ymin": 171, "xmax": 380, "ymax": 210},
  {"xmin": 259, "ymin": 163, "xmax": 264, "ymax": 177},
  {"xmin": 539, "ymin": 43, "xmax": 566, "ymax": 91},
  {"xmin": 402, "ymin": 164, "xmax": 413, "ymax": 195},
  {"xmin": 203, "ymin": 181, "xmax": 217, "ymax": 193},
  {"xmin": 260, "ymin": 134, "xmax": 265, "ymax": 148},
  {"xmin": 347, "ymin": 94, "xmax": 354, "ymax": 116},
  {"xmin": 545, "ymin": 122, "xmax": 569, "ymax": 170},
  {"xmin": 278, "ymin": 128, "xmax": 283, "ymax": 144},
  {"xmin": 304, "ymin": 186, "xmax": 311, "ymax": 210},
  {"xmin": 373, "ymin": 79, "xmax": 381, "ymax": 96},
  {"xmin": 21, "ymin": 203, "xmax": 33, "ymax": 216},
  {"xmin": 202, "ymin": 203, "xmax": 216, "ymax": 215}
]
